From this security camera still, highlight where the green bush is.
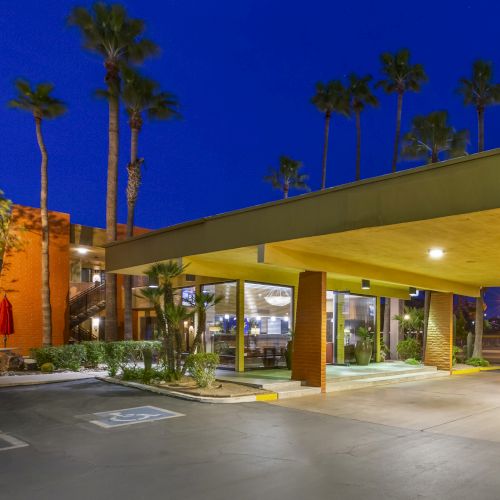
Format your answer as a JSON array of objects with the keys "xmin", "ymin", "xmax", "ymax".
[
  {"xmin": 465, "ymin": 357, "xmax": 490, "ymax": 367},
  {"xmin": 397, "ymin": 338, "xmax": 421, "ymax": 361},
  {"xmin": 31, "ymin": 345, "xmax": 85, "ymax": 371},
  {"xmin": 55, "ymin": 344, "xmax": 86, "ymax": 371},
  {"xmin": 82, "ymin": 341, "xmax": 104, "ymax": 368},
  {"xmin": 121, "ymin": 366, "xmax": 166, "ymax": 384},
  {"xmin": 452, "ymin": 346, "xmax": 463, "ymax": 366},
  {"xmin": 185, "ymin": 353, "xmax": 220, "ymax": 388},
  {"xmin": 103, "ymin": 342, "xmax": 127, "ymax": 377},
  {"xmin": 40, "ymin": 362, "xmax": 55, "ymax": 373},
  {"xmin": 404, "ymin": 358, "xmax": 421, "ymax": 365},
  {"xmin": 31, "ymin": 347, "xmax": 59, "ymax": 367}
]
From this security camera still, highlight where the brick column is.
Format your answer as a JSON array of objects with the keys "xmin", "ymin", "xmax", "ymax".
[
  {"xmin": 236, "ymin": 279, "xmax": 245, "ymax": 372},
  {"xmin": 424, "ymin": 292, "xmax": 453, "ymax": 371},
  {"xmin": 291, "ymin": 271, "xmax": 326, "ymax": 391}
]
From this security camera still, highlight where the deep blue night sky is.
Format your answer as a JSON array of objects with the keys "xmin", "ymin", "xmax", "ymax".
[{"xmin": 2, "ymin": 0, "xmax": 500, "ymax": 312}]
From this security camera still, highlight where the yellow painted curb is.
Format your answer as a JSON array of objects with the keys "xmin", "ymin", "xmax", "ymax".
[
  {"xmin": 452, "ymin": 367, "xmax": 480, "ymax": 375},
  {"xmin": 255, "ymin": 393, "xmax": 278, "ymax": 401},
  {"xmin": 479, "ymin": 366, "xmax": 500, "ymax": 371}
]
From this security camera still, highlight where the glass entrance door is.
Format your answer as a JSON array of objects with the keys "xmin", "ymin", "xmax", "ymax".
[{"xmin": 326, "ymin": 291, "xmax": 376, "ymax": 364}]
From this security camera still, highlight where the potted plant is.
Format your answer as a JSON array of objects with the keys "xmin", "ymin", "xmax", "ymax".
[
  {"xmin": 284, "ymin": 330, "xmax": 293, "ymax": 370},
  {"xmin": 355, "ymin": 326, "xmax": 373, "ymax": 365}
]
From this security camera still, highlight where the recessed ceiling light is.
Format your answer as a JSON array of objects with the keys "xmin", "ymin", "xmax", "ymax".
[
  {"xmin": 361, "ymin": 279, "xmax": 371, "ymax": 290},
  {"xmin": 76, "ymin": 247, "xmax": 88, "ymax": 255},
  {"xmin": 428, "ymin": 248, "xmax": 445, "ymax": 259}
]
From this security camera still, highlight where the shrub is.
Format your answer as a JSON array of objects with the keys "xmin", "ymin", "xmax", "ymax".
[
  {"xmin": 185, "ymin": 353, "xmax": 220, "ymax": 388},
  {"xmin": 31, "ymin": 347, "xmax": 58, "ymax": 367},
  {"xmin": 40, "ymin": 362, "xmax": 55, "ymax": 373},
  {"xmin": 452, "ymin": 346, "xmax": 463, "ymax": 366},
  {"xmin": 103, "ymin": 342, "xmax": 127, "ymax": 377},
  {"xmin": 466, "ymin": 357, "xmax": 490, "ymax": 367},
  {"xmin": 82, "ymin": 341, "xmax": 104, "ymax": 368},
  {"xmin": 55, "ymin": 344, "xmax": 86, "ymax": 371},
  {"xmin": 404, "ymin": 358, "xmax": 421, "ymax": 365},
  {"xmin": 397, "ymin": 338, "xmax": 421, "ymax": 361}
]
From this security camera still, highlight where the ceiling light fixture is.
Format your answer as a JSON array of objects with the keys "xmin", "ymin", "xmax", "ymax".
[
  {"xmin": 409, "ymin": 287, "xmax": 419, "ymax": 297},
  {"xmin": 428, "ymin": 248, "xmax": 445, "ymax": 259},
  {"xmin": 361, "ymin": 279, "xmax": 371, "ymax": 290},
  {"xmin": 264, "ymin": 288, "xmax": 291, "ymax": 307},
  {"xmin": 76, "ymin": 247, "xmax": 88, "ymax": 255}
]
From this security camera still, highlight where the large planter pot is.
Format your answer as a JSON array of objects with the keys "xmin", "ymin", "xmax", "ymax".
[{"xmin": 355, "ymin": 340, "xmax": 373, "ymax": 366}]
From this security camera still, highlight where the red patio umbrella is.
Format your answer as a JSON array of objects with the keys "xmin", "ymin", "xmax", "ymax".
[{"xmin": 0, "ymin": 295, "xmax": 14, "ymax": 347}]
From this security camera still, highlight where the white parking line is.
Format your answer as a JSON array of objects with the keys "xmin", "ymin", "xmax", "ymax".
[{"xmin": 0, "ymin": 432, "xmax": 29, "ymax": 451}]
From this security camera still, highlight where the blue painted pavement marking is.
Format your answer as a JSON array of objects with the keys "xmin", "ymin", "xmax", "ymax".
[{"xmin": 89, "ymin": 405, "xmax": 184, "ymax": 428}]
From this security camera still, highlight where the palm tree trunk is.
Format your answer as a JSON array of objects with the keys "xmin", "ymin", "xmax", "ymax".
[
  {"xmin": 477, "ymin": 106, "xmax": 485, "ymax": 152},
  {"xmin": 35, "ymin": 117, "xmax": 52, "ymax": 347},
  {"xmin": 355, "ymin": 110, "xmax": 361, "ymax": 181},
  {"xmin": 283, "ymin": 182, "xmax": 289, "ymax": 199},
  {"xmin": 473, "ymin": 288, "xmax": 485, "ymax": 358},
  {"xmin": 391, "ymin": 92, "xmax": 403, "ymax": 172},
  {"xmin": 321, "ymin": 112, "xmax": 331, "ymax": 189},
  {"xmin": 105, "ymin": 86, "xmax": 119, "ymax": 342},
  {"xmin": 123, "ymin": 126, "xmax": 139, "ymax": 340}
]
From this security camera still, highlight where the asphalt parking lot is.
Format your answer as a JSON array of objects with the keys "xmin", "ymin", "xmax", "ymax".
[{"xmin": 2, "ymin": 375, "xmax": 500, "ymax": 500}]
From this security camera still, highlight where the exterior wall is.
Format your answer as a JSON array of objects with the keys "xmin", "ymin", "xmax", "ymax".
[
  {"xmin": 425, "ymin": 292, "xmax": 453, "ymax": 370},
  {"xmin": 0, "ymin": 205, "xmax": 70, "ymax": 355},
  {"xmin": 291, "ymin": 271, "xmax": 326, "ymax": 391}
]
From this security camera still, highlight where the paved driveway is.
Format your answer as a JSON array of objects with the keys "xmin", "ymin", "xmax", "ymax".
[
  {"xmin": 273, "ymin": 371, "xmax": 500, "ymax": 441},
  {"xmin": 2, "ymin": 376, "xmax": 500, "ymax": 500}
]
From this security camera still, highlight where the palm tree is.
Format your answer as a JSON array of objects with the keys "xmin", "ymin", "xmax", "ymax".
[
  {"xmin": 311, "ymin": 81, "xmax": 350, "ymax": 189},
  {"xmin": 121, "ymin": 67, "xmax": 180, "ymax": 340},
  {"xmin": 187, "ymin": 291, "xmax": 222, "ymax": 355},
  {"xmin": 377, "ymin": 49, "xmax": 428, "ymax": 172},
  {"xmin": 402, "ymin": 111, "xmax": 468, "ymax": 163},
  {"xmin": 69, "ymin": 3, "xmax": 158, "ymax": 341},
  {"xmin": 458, "ymin": 60, "xmax": 500, "ymax": 152},
  {"xmin": 8, "ymin": 80, "xmax": 66, "ymax": 346},
  {"xmin": 141, "ymin": 261, "xmax": 186, "ymax": 376},
  {"xmin": 348, "ymin": 74, "xmax": 378, "ymax": 181},
  {"xmin": 264, "ymin": 156, "xmax": 310, "ymax": 199}
]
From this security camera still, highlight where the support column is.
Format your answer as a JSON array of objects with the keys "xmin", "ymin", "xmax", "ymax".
[
  {"xmin": 375, "ymin": 296, "xmax": 381, "ymax": 362},
  {"xmin": 236, "ymin": 279, "xmax": 245, "ymax": 372},
  {"xmin": 291, "ymin": 271, "xmax": 326, "ymax": 391},
  {"xmin": 424, "ymin": 292, "xmax": 453, "ymax": 371}
]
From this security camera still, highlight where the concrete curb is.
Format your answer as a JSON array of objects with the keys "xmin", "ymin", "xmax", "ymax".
[
  {"xmin": 0, "ymin": 372, "xmax": 103, "ymax": 388},
  {"xmin": 96, "ymin": 376, "xmax": 278, "ymax": 404}
]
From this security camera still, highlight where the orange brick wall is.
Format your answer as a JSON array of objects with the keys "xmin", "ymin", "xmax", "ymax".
[
  {"xmin": 424, "ymin": 292, "xmax": 453, "ymax": 371},
  {"xmin": 291, "ymin": 271, "xmax": 326, "ymax": 391},
  {"xmin": 0, "ymin": 205, "xmax": 70, "ymax": 355}
]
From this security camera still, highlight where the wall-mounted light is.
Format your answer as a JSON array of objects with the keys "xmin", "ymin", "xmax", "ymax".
[
  {"xmin": 148, "ymin": 276, "xmax": 159, "ymax": 288},
  {"xmin": 76, "ymin": 247, "xmax": 88, "ymax": 255},
  {"xmin": 361, "ymin": 279, "xmax": 371, "ymax": 290},
  {"xmin": 428, "ymin": 248, "xmax": 445, "ymax": 259},
  {"xmin": 409, "ymin": 287, "xmax": 419, "ymax": 297}
]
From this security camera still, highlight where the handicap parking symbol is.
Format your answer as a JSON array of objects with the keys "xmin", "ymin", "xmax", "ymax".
[{"xmin": 89, "ymin": 405, "xmax": 184, "ymax": 428}]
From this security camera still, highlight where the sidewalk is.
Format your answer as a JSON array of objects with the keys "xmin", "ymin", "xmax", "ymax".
[{"xmin": 0, "ymin": 371, "xmax": 103, "ymax": 388}]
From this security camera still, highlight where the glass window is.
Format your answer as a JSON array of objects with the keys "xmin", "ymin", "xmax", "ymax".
[
  {"xmin": 202, "ymin": 282, "xmax": 237, "ymax": 369},
  {"xmin": 244, "ymin": 282, "xmax": 293, "ymax": 370}
]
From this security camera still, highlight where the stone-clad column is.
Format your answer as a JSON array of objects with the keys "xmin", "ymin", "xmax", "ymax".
[
  {"xmin": 291, "ymin": 271, "xmax": 326, "ymax": 391},
  {"xmin": 424, "ymin": 292, "xmax": 453, "ymax": 371}
]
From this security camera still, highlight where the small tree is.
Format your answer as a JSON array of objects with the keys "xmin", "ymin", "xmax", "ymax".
[
  {"xmin": 140, "ymin": 261, "xmax": 187, "ymax": 379},
  {"xmin": 264, "ymin": 156, "xmax": 310, "ymax": 199},
  {"xmin": 188, "ymin": 291, "xmax": 222, "ymax": 356},
  {"xmin": 0, "ymin": 191, "xmax": 23, "ymax": 274}
]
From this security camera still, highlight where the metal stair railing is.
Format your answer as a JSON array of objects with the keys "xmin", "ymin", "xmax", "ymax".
[{"xmin": 69, "ymin": 281, "xmax": 106, "ymax": 326}]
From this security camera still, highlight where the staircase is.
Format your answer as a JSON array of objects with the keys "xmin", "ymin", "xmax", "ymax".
[{"xmin": 69, "ymin": 282, "xmax": 106, "ymax": 330}]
